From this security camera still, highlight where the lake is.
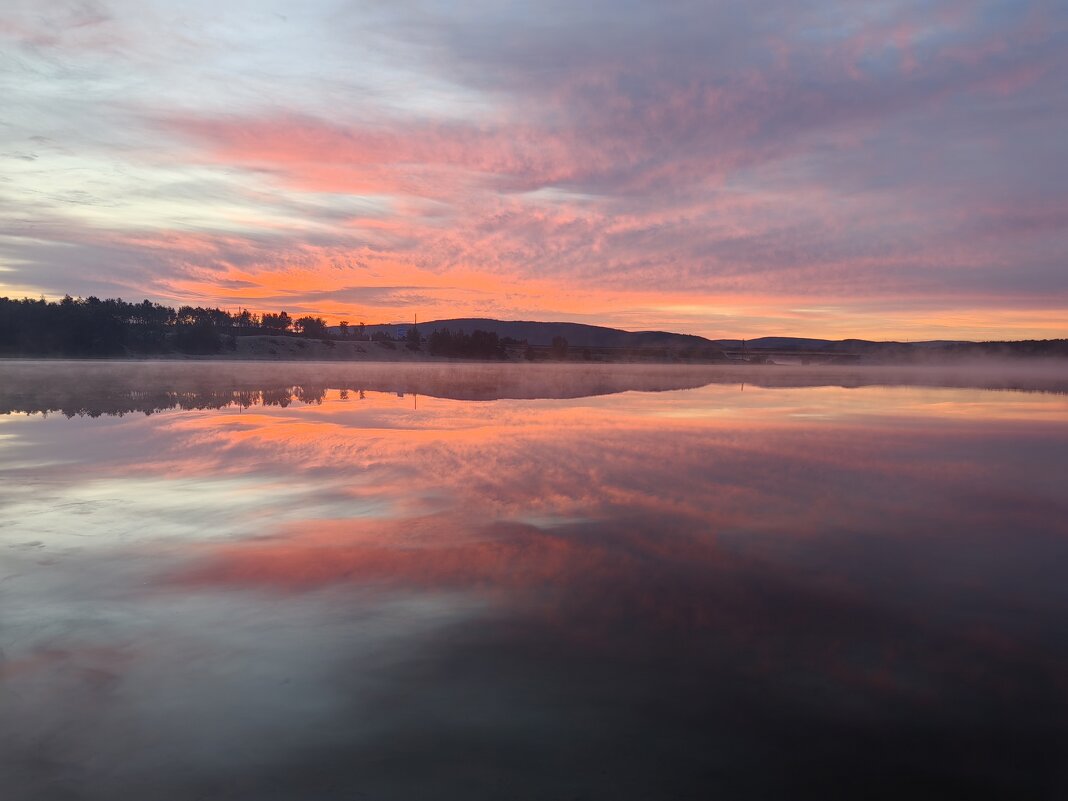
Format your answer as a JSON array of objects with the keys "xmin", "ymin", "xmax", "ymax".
[{"xmin": 2, "ymin": 361, "xmax": 1067, "ymax": 799}]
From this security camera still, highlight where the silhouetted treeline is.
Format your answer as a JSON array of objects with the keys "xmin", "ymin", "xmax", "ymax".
[
  {"xmin": 427, "ymin": 328, "xmax": 507, "ymax": 359},
  {"xmin": 878, "ymin": 339, "xmax": 1068, "ymax": 361},
  {"xmin": 763, "ymin": 338, "xmax": 1068, "ymax": 362},
  {"xmin": 0, "ymin": 296, "xmax": 333, "ymax": 356}
]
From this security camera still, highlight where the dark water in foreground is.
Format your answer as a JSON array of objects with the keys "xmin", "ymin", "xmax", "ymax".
[{"xmin": 2, "ymin": 362, "xmax": 1067, "ymax": 800}]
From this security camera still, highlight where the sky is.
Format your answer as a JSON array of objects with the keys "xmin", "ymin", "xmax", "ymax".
[{"xmin": 1, "ymin": 0, "xmax": 1066, "ymax": 340}]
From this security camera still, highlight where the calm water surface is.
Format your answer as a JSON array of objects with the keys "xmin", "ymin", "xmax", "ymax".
[{"xmin": 2, "ymin": 362, "xmax": 1067, "ymax": 800}]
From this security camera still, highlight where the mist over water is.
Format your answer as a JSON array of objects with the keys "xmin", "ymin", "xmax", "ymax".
[
  {"xmin": 2, "ymin": 362, "xmax": 1067, "ymax": 799},
  {"xmin": 3, "ymin": 359, "xmax": 1068, "ymax": 414}
]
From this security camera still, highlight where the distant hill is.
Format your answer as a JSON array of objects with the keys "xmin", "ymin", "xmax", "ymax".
[
  {"xmin": 346, "ymin": 321, "xmax": 971, "ymax": 354},
  {"xmin": 6, "ymin": 295, "xmax": 1062, "ymax": 363},
  {"xmin": 334, "ymin": 319, "xmax": 1068, "ymax": 362},
  {"xmin": 340, "ymin": 318, "xmax": 715, "ymax": 349}
]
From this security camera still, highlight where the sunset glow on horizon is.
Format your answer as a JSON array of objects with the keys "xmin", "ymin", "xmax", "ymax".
[{"xmin": 2, "ymin": 1, "xmax": 1066, "ymax": 340}]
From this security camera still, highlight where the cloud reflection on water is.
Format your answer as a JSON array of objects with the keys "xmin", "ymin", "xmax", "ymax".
[{"xmin": 1, "ymin": 364, "xmax": 1067, "ymax": 799}]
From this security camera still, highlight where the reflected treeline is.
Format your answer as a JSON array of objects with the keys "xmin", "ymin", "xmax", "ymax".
[
  {"xmin": 3, "ymin": 385, "xmax": 363, "ymax": 418},
  {"xmin": 0, "ymin": 362, "xmax": 722, "ymax": 417},
  {"xmin": 1, "ymin": 361, "xmax": 1067, "ymax": 417}
]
